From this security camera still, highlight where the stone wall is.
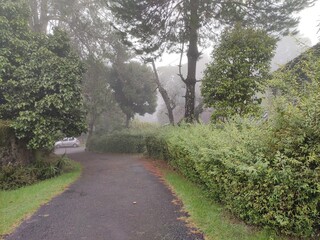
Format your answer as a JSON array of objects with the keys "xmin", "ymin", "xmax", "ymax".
[{"xmin": 0, "ymin": 122, "xmax": 33, "ymax": 166}]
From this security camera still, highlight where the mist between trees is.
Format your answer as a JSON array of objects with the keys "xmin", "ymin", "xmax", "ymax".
[
  {"xmin": 3, "ymin": 1, "xmax": 320, "ymax": 237},
  {"xmin": 0, "ymin": 0, "xmax": 318, "ymax": 147}
]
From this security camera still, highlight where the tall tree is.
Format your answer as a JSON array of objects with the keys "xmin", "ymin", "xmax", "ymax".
[
  {"xmin": 27, "ymin": 0, "xmax": 114, "ymax": 59},
  {"xmin": 201, "ymin": 25, "xmax": 276, "ymax": 122},
  {"xmin": 25, "ymin": 0, "xmax": 131, "ymax": 136},
  {"xmin": 83, "ymin": 56, "xmax": 117, "ymax": 140},
  {"xmin": 148, "ymin": 59, "xmax": 175, "ymax": 125},
  {"xmin": 109, "ymin": 61, "xmax": 157, "ymax": 127},
  {"xmin": 0, "ymin": 1, "xmax": 86, "ymax": 150},
  {"xmin": 108, "ymin": 0, "xmax": 315, "ymax": 122},
  {"xmin": 156, "ymin": 64, "xmax": 186, "ymax": 124}
]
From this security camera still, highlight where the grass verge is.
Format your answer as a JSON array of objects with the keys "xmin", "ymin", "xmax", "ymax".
[
  {"xmin": 161, "ymin": 167, "xmax": 287, "ymax": 240},
  {"xmin": 0, "ymin": 160, "xmax": 81, "ymax": 237}
]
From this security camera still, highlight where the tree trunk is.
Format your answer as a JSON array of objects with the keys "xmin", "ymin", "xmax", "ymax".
[
  {"xmin": 87, "ymin": 115, "xmax": 95, "ymax": 143},
  {"xmin": 28, "ymin": 0, "xmax": 49, "ymax": 33},
  {"xmin": 125, "ymin": 114, "xmax": 131, "ymax": 128},
  {"xmin": 194, "ymin": 100, "xmax": 204, "ymax": 123},
  {"xmin": 151, "ymin": 60, "xmax": 175, "ymax": 125},
  {"xmin": 184, "ymin": 0, "xmax": 200, "ymax": 123}
]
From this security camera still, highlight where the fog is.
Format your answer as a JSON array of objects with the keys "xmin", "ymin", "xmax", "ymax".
[
  {"xmin": 138, "ymin": 35, "xmax": 313, "ymax": 124},
  {"xmin": 8, "ymin": 0, "xmax": 319, "ymax": 130}
]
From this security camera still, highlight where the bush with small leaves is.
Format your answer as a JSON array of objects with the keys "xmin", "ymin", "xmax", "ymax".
[{"xmin": 0, "ymin": 156, "xmax": 74, "ymax": 190}]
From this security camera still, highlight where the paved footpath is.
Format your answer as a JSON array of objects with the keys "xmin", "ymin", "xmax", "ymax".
[{"xmin": 6, "ymin": 148, "xmax": 204, "ymax": 240}]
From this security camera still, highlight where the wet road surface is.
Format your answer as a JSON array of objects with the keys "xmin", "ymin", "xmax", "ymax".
[{"xmin": 5, "ymin": 149, "xmax": 204, "ymax": 240}]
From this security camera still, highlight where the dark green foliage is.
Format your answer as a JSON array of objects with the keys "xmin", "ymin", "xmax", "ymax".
[
  {"xmin": 83, "ymin": 56, "xmax": 120, "ymax": 137},
  {"xmin": 0, "ymin": 0, "xmax": 86, "ymax": 150},
  {"xmin": 145, "ymin": 135, "xmax": 169, "ymax": 161},
  {"xmin": 55, "ymin": 155, "xmax": 72, "ymax": 171},
  {"xmin": 108, "ymin": 61, "xmax": 157, "ymax": 126},
  {"xmin": 87, "ymin": 123, "xmax": 158, "ymax": 153},
  {"xmin": 146, "ymin": 112, "xmax": 320, "ymax": 238},
  {"xmin": 0, "ymin": 156, "xmax": 73, "ymax": 190},
  {"xmin": 108, "ymin": 0, "xmax": 313, "ymax": 122},
  {"xmin": 32, "ymin": 160, "xmax": 61, "ymax": 180},
  {"xmin": 202, "ymin": 25, "xmax": 276, "ymax": 121},
  {"xmin": 0, "ymin": 120, "xmax": 11, "ymax": 147},
  {"xmin": 0, "ymin": 164, "xmax": 37, "ymax": 190},
  {"xmin": 87, "ymin": 132, "xmax": 146, "ymax": 153}
]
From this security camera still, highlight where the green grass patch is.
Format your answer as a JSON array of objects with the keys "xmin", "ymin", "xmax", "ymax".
[
  {"xmin": 163, "ymin": 169, "xmax": 286, "ymax": 240},
  {"xmin": 0, "ymin": 160, "xmax": 81, "ymax": 237}
]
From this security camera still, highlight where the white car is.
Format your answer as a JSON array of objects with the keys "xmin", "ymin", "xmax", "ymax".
[{"xmin": 55, "ymin": 137, "xmax": 80, "ymax": 148}]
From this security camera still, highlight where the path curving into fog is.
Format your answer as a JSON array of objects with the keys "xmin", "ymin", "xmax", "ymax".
[{"xmin": 6, "ymin": 149, "xmax": 203, "ymax": 240}]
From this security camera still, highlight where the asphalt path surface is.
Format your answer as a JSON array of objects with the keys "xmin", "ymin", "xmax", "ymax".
[{"xmin": 6, "ymin": 148, "xmax": 204, "ymax": 240}]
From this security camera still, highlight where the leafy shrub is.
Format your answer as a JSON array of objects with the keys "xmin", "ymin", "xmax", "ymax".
[
  {"xmin": 87, "ymin": 125, "xmax": 158, "ymax": 153},
  {"xmin": 56, "ymin": 155, "xmax": 73, "ymax": 171},
  {"xmin": 0, "ymin": 164, "xmax": 37, "ymax": 190},
  {"xmin": 146, "ymin": 115, "xmax": 320, "ymax": 238},
  {"xmin": 32, "ymin": 160, "xmax": 60, "ymax": 180},
  {"xmin": 0, "ymin": 155, "xmax": 74, "ymax": 190},
  {"xmin": 145, "ymin": 43, "xmax": 320, "ymax": 238},
  {"xmin": 87, "ymin": 132, "xmax": 146, "ymax": 153},
  {"xmin": 145, "ymin": 134, "xmax": 169, "ymax": 161}
]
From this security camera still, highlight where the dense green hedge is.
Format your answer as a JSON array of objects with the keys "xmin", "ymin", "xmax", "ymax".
[
  {"xmin": 87, "ymin": 131, "xmax": 147, "ymax": 153},
  {"xmin": 86, "ymin": 122, "xmax": 159, "ymax": 153},
  {"xmin": 146, "ymin": 113, "xmax": 320, "ymax": 238}
]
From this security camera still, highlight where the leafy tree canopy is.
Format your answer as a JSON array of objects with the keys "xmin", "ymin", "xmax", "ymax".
[
  {"xmin": 108, "ymin": 0, "xmax": 315, "ymax": 122},
  {"xmin": 0, "ymin": 0, "xmax": 86, "ymax": 150},
  {"xmin": 108, "ymin": 0, "xmax": 313, "ymax": 55},
  {"xmin": 201, "ymin": 24, "xmax": 276, "ymax": 122},
  {"xmin": 109, "ymin": 61, "xmax": 157, "ymax": 127},
  {"xmin": 27, "ymin": 0, "xmax": 114, "ymax": 58},
  {"xmin": 83, "ymin": 55, "xmax": 122, "ymax": 137}
]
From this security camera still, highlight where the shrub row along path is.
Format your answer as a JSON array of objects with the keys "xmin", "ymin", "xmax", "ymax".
[{"xmin": 6, "ymin": 148, "xmax": 204, "ymax": 240}]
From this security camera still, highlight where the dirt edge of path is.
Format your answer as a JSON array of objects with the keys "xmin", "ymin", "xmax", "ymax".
[{"xmin": 139, "ymin": 157, "xmax": 205, "ymax": 239}]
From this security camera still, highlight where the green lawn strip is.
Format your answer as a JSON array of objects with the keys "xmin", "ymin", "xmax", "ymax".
[
  {"xmin": 0, "ymin": 161, "xmax": 81, "ymax": 237},
  {"xmin": 163, "ymin": 170, "xmax": 286, "ymax": 240}
]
